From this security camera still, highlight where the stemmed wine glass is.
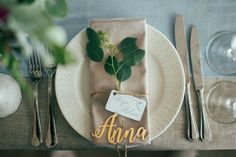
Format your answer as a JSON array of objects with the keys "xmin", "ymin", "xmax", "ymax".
[{"xmin": 206, "ymin": 31, "xmax": 236, "ymax": 123}]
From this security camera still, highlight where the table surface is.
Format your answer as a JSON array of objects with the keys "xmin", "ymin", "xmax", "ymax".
[{"xmin": 1, "ymin": 0, "xmax": 236, "ymax": 150}]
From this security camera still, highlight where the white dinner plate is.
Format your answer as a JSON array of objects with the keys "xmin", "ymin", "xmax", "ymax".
[{"xmin": 55, "ymin": 25, "xmax": 185, "ymax": 143}]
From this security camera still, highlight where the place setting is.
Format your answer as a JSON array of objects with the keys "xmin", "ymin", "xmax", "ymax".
[
  {"xmin": 55, "ymin": 18, "xmax": 185, "ymax": 148},
  {"xmin": 0, "ymin": 1, "xmax": 236, "ymax": 154}
]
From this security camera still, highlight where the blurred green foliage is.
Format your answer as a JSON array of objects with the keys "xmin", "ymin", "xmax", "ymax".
[{"xmin": 0, "ymin": 0, "xmax": 71, "ymax": 92}]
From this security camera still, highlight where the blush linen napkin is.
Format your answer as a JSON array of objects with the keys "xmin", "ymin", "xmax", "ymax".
[{"xmin": 89, "ymin": 18, "xmax": 150, "ymax": 146}]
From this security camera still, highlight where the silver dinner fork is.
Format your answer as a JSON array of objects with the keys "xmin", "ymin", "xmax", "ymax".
[
  {"xmin": 29, "ymin": 47, "xmax": 43, "ymax": 147},
  {"xmin": 44, "ymin": 48, "xmax": 58, "ymax": 148}
]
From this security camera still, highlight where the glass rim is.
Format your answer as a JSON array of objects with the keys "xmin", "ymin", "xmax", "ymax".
[{"xmin": 206, "ymin": 31, "xmax": 236, "ymax": 75}]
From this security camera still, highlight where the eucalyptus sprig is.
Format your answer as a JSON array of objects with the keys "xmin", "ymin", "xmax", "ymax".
[{"xmin": 86, "ymin": 27, "xmax": 145, "ymax": 91}]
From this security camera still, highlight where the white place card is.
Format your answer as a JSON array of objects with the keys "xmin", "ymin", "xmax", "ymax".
[{"xmin": 105, "ymin": 90, "xmax": 147, "ymax": 121}]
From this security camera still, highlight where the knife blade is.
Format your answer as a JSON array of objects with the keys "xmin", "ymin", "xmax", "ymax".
[
  {"xmin": 190, "ymin": 27, "xmax": 204, "ymax": 90},
  {"xmin": 175, "ymin": 15, "xmax": 199, "ymax": 141},
  {"xmin": 190, "ymin": 26, "xmax": 211, "ymax": 141},
  {"xmin": 175, "ymin": 16, "xmax": 190, "ymax": 83}
]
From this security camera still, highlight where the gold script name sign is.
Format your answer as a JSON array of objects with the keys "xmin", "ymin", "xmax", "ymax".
[{"xmin": 92, "ymin": 113, "xmax": 149, "ymax": 144}]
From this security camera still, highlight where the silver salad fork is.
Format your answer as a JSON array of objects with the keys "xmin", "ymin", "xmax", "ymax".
[{"xmin": 28, "ymin": 46, "xmax": 43, "ymax": 147}]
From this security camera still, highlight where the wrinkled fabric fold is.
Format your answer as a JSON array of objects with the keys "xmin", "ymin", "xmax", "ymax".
[{"xmin": 89, "ymin": 19, "xmax": 149, "ymax": 146}]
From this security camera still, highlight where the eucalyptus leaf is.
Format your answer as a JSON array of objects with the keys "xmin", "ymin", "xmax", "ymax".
[
  {"xmin": 104, "ymin": 55, "xmax": 118, "ymax": 75},
  {"xmin": 10, "ymin": 5, "xmax": 52, "ymax": 35},
  {"xmin": 85, "ymin": 29, "xmax": 146, "ymax": 84},
  {"xmin": 2, "ymin": 52, "xmax": 11, "ymax": 67},
  {"xmin": 116, "ymin": 63, "xmax": 131, "ymax": 81},
  {"xmin": 45, "ymin": 0, "xmax": 67, "ymax": 18},
  {"xmin": 87, "ymin": 28, "xmax": 101, "ymax": 46},
  {"xmin": 18, "ymin": 0, "xmax": 35, "ymax": 4},
  {"xmin": 86, "ymin": 42, "xmax": 103, "ymax": 62},
  {"xmin": 51, "ymin": 45, "xmax": 73, "ymax": 64},
  {"xmin": 123, "ymin": 49, "xmax": 145, "ymax": 66},
  {"xmin": 0, "ymin": 0, "xmax": 34, "ymax": 5},
  {"xmin": 0, "ymin": 0, "xmax": 18, "ymax": 6},
  {"xmin": 119, "ymin": 37, "xmax": 138, "ymax": 54}
]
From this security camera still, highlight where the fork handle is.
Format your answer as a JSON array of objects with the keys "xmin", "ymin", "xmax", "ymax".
[
  {"xmin": 31, "ymin": 82, "xmax": 43, "ymax": 147},
  {"xmin": 45, "ymin": 75, "xmax": 58, "ymax": 148}
]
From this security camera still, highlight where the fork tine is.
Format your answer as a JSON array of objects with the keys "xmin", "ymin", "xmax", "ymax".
[
  {"xmin": 28, "ymin": 56, "xmax": 33, "ymax": 73},
  {"xmin": 36, "ymin": 46, "xmax": 42, "ymax": 71},
  {"xmin": 36, "ymin": 51, "xmax": 42, "ymax": 72},
  {"xmin": 29, "ymin": 48, "xmax": 35, "ymax": 73},
  {"xmin": 34, "ymin": 47, "xmax": 42, "ymax": 73},
  {"xmin": 33, "ymin": 48, "xmax": 39, "ymax": 71}
]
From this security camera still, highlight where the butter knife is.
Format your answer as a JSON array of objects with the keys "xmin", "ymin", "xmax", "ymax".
[
  {"xmin": 190, "ymin": 26, "xmax": 211, "ymax": 141},
  {"xmin": 175, "ymin": 15, "xmax": 199, "ymax": 141}
]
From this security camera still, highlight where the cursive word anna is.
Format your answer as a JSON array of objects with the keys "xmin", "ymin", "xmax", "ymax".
[{"xmin": 92, "ymin": 113, "xmax": 149, "ymax": 144}]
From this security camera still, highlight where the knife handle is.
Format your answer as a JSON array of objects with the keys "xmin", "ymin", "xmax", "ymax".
[
  {"xmin": 185, "ymin": 83, "xmax": 199, "ymax": 141},
  {"xmin": 197, "ymin": 89, "xmax": 211, "ymax": 141},
  {"xmin": 45, "ymin": 73, "xmax": 58, "ymax": 148}
]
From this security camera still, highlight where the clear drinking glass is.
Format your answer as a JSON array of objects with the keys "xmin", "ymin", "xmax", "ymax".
[
  {"xmin": 206, "ymin": 81, "xmax": 236, "ymax": 123},
  {"xmin": 206, "ymin": 31, "xmax": 236, "ymax": 75},
  {"xmin": 206, "ymin": 31, "xmax": 236, "ymax": 123}
]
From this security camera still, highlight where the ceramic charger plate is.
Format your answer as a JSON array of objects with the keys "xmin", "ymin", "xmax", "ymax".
[{"xmin": 55, "ymin": 25, "xmax": 185, "ymax": 143}]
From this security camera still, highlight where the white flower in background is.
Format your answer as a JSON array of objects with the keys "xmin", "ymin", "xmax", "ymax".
[
  {"xmin": 44, "ymin": 26, "xmax": 67, "ymax": 46},
  {"xmin": 15, "ymin": 32, "xmax": 32, "ymax": 57}
]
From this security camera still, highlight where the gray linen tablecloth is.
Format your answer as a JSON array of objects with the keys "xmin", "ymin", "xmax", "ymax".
[{"xmin": 0, "ymin": 0, "xmax": 236, "ymax": 150}]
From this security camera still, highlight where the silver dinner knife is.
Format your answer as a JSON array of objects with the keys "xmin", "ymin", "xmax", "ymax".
[
  {"xmin": 175, "ymin": 15, "xmax": 199, "ymax": 141},
  {"xmin": 190, "ymin": 26, "xmax": 211, "ymax": 141},
  {"xmin": 44, "ymin": 48, "xmax": 58, "ymax": 148}
]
